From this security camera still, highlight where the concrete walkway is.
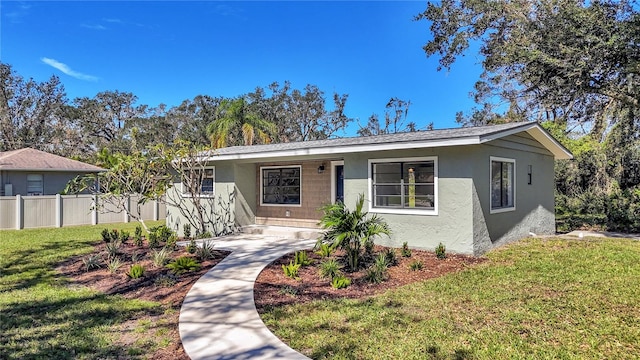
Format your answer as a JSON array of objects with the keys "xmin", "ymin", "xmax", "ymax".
[{"xmin": 179, "ymin": 234, "xmax": 316, "ymax": 360}]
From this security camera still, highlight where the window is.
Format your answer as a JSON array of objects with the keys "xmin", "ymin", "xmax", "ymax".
[
  {"xmin": 27, "ymin": 174, "xmax": 44, "ymax": 195},
  {"xmin": 261, "ymin": 166, "xmax": 301, "ymax": 206},
  {"xmin": 182, "ymin": 167, "xmax": 215, "ymax": 197},
  {"xmin": 369, "ymin": 157, "xmax": 437, "ymax": 215},
  {"xmin": 490, "ymin": 157, "xmax": 515, "ymax": 213}
]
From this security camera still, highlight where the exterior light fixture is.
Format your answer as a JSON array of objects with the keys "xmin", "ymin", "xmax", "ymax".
[{"xmin": 317, "ymin": 165, "xmax": 325, "ymax": 174}]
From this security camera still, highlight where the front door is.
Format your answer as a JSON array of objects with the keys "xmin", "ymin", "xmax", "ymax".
[{"xmin": 335, "ymin": 165, "xmax": 344, "ymax": 203}]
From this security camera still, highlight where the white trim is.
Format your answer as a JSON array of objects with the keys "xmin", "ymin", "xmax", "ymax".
[
  {"xmin": 367, "ymin": 156, "xmax": 438, "ymax": 216},
  {"xmin": 489, "ymin": 156, "xmax": 516, "ymax": 214},
  {"xmin": 206, "ymin": 138, "xmax": 478, "ymax": 162},
  {"xmin": 181, "ymin": 166, "xmax": 216, "ymax": 198},
  {"xmin": 259, "ymin": 165, "xmax": 303, "ymax": 207},
  {"xmin": 330, "ymin": 160, "xmax": 344, "ymax": 204},
  {"xmin": 198, "ymin": 123, "xmax": 572, "ymax": 162}
]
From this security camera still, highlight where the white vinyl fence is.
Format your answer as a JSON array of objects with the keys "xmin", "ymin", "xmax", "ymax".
[{"xmin": 0, "ymin": 194, "xmax": 166, "ymax": 230}]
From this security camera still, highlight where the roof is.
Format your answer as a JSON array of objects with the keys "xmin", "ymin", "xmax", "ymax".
[
  {"xmin": 205, "ymin": 122, "xmax": 573, "ymax": 161},
  {"xmin": 0, "ymin": 148, "xmax": 105, "ymax": 172}
]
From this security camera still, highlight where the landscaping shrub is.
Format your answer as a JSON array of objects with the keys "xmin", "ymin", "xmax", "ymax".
[
  {"xmin": 279, "ymin": 285, "xmax": 298, "ymax": 296},
  {"xmin": 331, "ymin": 275, "xmax": 351, "ymax": 289},
  {"xmin": 147, "ymin": 232, "xmax": 160, "ymax": 249},
  {"xmin": 282, "ymin": 261, "xmax": 301, "ymax": 280},
  {"xmin": 131, "ymin": 251, "xmax": 140, "ymax": 263},
  {"xmin": 294, "ymin": 250, "xmax": 311, "ymax": 266},
  {"xmin": 165, "ymin": 234, "xmax": 178, "ymax": 250},
  {"xmin": 435, "ymin": 242, "xmax": 446, "ymax": 259},
  {"xmin": 383, "ymin": 248, "xmax": 398, "ymax": 266},
  {"xmin": 166, "ymin": 256, "xmax": 201, "ymax": 275},
  {"xmin": 105, "ymin": 241, "xmax": 121, "ymax": 259},
  {"xmin": 154, "ymin": 274, "xmax": 177, "ymax": 287},
  {"xmin": 107, "ymin": 257, "xmax": 123, "ymax": 274},
  {"xmin": 101, "ymin": 228, "xmax": 111, "ymax": 243},
  {"xmin": 152, "ymin": 247, "xmax": 171, "ymax": 268},
  {"xmin": 119, "ymin": 230, "xmax": 130, "ymax": 243},
  {"xmin": 401, "ymin": 242, "xmax": 412, "ymax": 257},
  {"xmin": 315, "ymin": 242, "xmax": 334, "ymax": 258},
  {"xmin": 183, "ymin": 223, "xmax": 192, "ymax": 240},
  {"xmin": 82, "ymin": 254, "xmax": 102, "ymax": 271},
  {"xmin": 149, "ymin": 225, "xmax": 174, "ymax": 244},
  {"xmin": 364, "ymin": 253, "xmax": 389, "ymax": 284},
  {"xmin": 196, "ymin": 240, "xmax": 215, "ymax": 260},
  {"xmin": 127, "ymin": 264, "xmax": 145, "ymax": 279},
  {"xmin": 197, "ymin": 231, "xmax": 212, "ymax": 239},
  {"xmin": 409, "ymin": 260, "xmax": 423, "ymax": 271},
  {"xmin": 109, "ymin": 229, "xmax": 119, "ymax": 243},
  {"xmin": 319, "ymin": 258, "xmax": 341, "ymax": 279},
  {"xmin": 186, "ymin": 239, "xmax": 197, "ymax": 254},
  {"xmin": 319, "ymin": 193, "xmax": 390, "ymax": 272}
]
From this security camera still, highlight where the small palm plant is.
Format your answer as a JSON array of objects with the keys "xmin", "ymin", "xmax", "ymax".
[{"xmin": 318, "ymin": 194, "xmax": 390, "ymax": 272}]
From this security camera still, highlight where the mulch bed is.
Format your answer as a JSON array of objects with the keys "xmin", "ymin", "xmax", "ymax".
[
  {"xmin": 254, "ymin": 245, "xmax": 486, "ymax": 311},
  {"xmin": 56, "ymin": 241, "xmax": 229, "ymax": 360}
]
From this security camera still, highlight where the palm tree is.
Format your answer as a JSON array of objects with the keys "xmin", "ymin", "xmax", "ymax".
[
  {"xmin": 319, "ymin": 194, "xmax": 391, "ymax": 271},
  {"xmin": 207, "ymin": 97, "xmax": 276, "ymax": 148}
]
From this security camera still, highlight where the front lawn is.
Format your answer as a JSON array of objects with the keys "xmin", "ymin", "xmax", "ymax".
[
  {"xmin": 0, "ymin": 222, "xmax": 168, "ymax": 359},
  {"xmin": 260, "ymin": 237, "xmax": 640, "ymax": 359}
]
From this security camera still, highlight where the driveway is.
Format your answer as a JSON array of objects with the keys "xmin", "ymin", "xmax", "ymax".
[{"xmin": 179, "ymin": 234, "xmax": 316, "ymax": 360}]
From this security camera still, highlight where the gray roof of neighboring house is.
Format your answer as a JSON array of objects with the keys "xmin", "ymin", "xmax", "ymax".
[
  {"xmin": 205, "ymin": 121, "xmax": 573, "ymax": 160},
  {"xmin": 0, "ymin": 148, "xmax": 105, "ymax": 172}
]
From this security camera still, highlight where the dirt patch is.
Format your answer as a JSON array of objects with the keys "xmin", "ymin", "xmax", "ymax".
[
  {"xmin": 56, "ymin": 241, "xmax": 229, "ymax": 360},
  {"xmin": 254, "ymin": 246, "xmax": 486, "ymax": 311}
]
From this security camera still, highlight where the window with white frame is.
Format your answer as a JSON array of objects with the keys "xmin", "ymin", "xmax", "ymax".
[
  {"xmin": 261, "ymin": 166, "xmax": 301, "ymax": 205},
  {"xmin": 370, "ymin": 157, "xmax": 437, "ymax": 214},
  {"xmin": 27, "ymin": 174, "xmax": 44, "ymax": 195},
  {"xmin": 490, "ymin": 157, "xmax": 515, "ymax": 212},
  {"xmin": 182, "ymin": 167, "xmax": 215, "ymax": 196}
]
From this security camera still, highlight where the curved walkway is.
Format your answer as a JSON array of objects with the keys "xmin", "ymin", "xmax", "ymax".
[{"xmin": 179, "ymin": 234, "xmax": 316, "ymax": 360}]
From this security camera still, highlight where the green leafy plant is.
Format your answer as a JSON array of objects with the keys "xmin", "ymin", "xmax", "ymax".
[
  {"xmin": 131, "ymin": 251, "xmax": 140, "ymax": 263},
  {"xmin": 134, "ymin": 225, "xmax": 143, "ymax": 240},
  {"xmin": 109, "ymin": 229, "xmax": 119, "ymax": 243},
  {"xmin": 319, "ymin": 194, "xmax": 391, "ymax": 272},
  {"xmin": 401, "ymin": 242, "xmax": 412, "ymax": 257},
  {"xmin": 319, "ymin": 258, "xmax": 341, "ymax": 279},
  {"xmin": 409, "ymin": 260, "xmax": 423, "ymax": 271},
  {"xmin": 315, "ymin": 242, "xmax": 334, "ymax": 258},
  {"xmin": 282, "ymin": 261, "xmax": 301, "ymax": 280},
  {"xmin": 435, "ymin": 242, "xmax": 446, "ymax": 259},
  {"xmin": 364, "ymin": 253, "xmax": 390, "ymax": 284},
  {"xmin": 196, "ymin": 240, "xmax": 215, "ymax": 260},
  {"xmin": 294, "ymin": 250, "xmax": 311, "ymax": 266},
  {"xmin": 119, "ymin": 230, "xmax": 130, "ymax": 243},
  {"xmin": 331, "ymin": 274, "xmax": 351, "ymax": 289},
  {"xmin": 152, "ymin": 247, "xmax": 171, "ymax": 268},
  {"xmin": 166, "ymin": 256, "xmax": 201, "ymax": 275},
  {"xmin": 165, "ymin": 234, "xmax": 178, "ymax": 250},
  {"xmin": 82, "ymin": 254, "xmax": 102, "ymax": 271},
  {"xmin": 383, "ymin": 247, "xmax": 398, "ymax": 266},
  {"xmin": 107, "ymin": 257, "xmax": 123, "ymax": 274},
  {"xmin": 101, "ymin": 228, "xmax": 110, "ymax": 243},
  {"xmin": 186, "ymin": 239, "xmax": 197, "ymax": 254},
  {"xmin": 183, "ymin": 223, "xmax": 192, "ymax": 240},
  {"xmin": 197, "ymin": 231, "xmax": 212, "ymax": 239},
  {"xmin": 147, "ymin": 232, "xmax": 160, "ymax": 249},
  {"xmin": 105, "ymin": 240, "xmax": 121, "ymax": 259},
  {"xmin": 127, "ymin": 264, "xmax": 145, "ymax": 279}
]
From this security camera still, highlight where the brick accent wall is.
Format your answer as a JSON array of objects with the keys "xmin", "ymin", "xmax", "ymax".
[{"xmin": 256, "ymin": 161, "xmax": 332, "ymax": 222}]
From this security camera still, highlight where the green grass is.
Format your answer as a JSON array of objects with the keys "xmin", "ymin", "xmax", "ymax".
[
  {"xmin": 0, "ymin": 221, "xmax": 164, "ymax": 359},
  {"xmin": 261, "ymin": 237, "xmax": 640, "ymax": 359}
]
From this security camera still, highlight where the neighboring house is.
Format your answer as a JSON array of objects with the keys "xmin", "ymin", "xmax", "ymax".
[
  {"xmin": 166, "ymin": 122, "xmax": 572, "ymax": 255},
  {"xmin": 0, "ymin": 148, "xmax": 105, "ymax": 196}
]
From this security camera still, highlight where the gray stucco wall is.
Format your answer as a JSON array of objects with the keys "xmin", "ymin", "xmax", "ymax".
[
  {"xmin": 470, "ymin": 141, "xmax": 556, "ymax": 254},
  {"xmin": 166, "ymin": 161, "xmax": 240, "ymax": 237},
  {"xmin": 0, "ymin": 171, "xmax": 84, "ymax": 196},
  {"xmin": 343, "ymin": 146, "xmax": 477, "ymax": 255}
]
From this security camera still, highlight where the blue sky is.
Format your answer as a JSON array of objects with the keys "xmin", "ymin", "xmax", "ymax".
[{"xmin": 1, "ymin": 1, "xmax": 483, "ymax": 135}]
